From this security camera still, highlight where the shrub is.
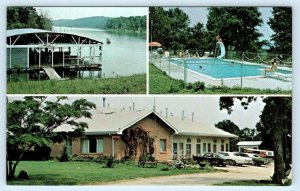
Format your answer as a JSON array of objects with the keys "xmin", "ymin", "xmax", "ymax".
[
  {"xmin": 104, "ymin": 156, "xmax": 115, "ymax": 168},
  {"xmin": 192, "ymin": 81, "xmax": 205, "ymax": 92},
  {"xmin": 161, "ymin": 167, "xmax": 169, "ymax": 171},
  {"xmin": 59, "ymin": 147, "xmax": 69, "ymax": 162}
]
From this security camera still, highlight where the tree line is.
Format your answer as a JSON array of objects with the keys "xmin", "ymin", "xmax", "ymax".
[
  {"xmin": 7, "ymin": 7, "xmax": 52, "ymax": 30},
  {"xmin": 150, "ymin": 7, "xmax": 292, "ymax": 55},
  {"xmin": 106, "ymin": 16, "xmax": 146, "ymax": 32}
]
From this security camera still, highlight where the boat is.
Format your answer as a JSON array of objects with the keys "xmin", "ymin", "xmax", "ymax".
[{"xmin": 106, "ymin": 38, "xmax": 111, "ymax": 44}]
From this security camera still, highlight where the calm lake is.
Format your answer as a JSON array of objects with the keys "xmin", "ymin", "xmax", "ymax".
[{"xmin": 53, "ymin": 26, "xmax": 147, "ymax": 78}]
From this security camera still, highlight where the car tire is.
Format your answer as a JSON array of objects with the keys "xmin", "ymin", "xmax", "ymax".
[{"xmin": 227, "ymin": 160, "xmax": 236, "ymax": 166}]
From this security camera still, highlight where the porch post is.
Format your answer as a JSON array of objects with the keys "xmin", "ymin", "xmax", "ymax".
[
  {"xmin": 38, "ymin": 48, "xmax": 41, "ymax": 68},
  {"xmin": 27, "ymin": 47, "xmax": 30, "ymax": 68},
  {"xmin": 171, "ymin": 134, "xmax": 174, "ymax": 160},
  {"xmin": 9, "ymin": 37, "xmax": 12, "ymax": 69},
  {"xmin": 62, "ymin": 48, "xmax": 65, "ymax": 67},
  {"xmin": 51, "ymin": 47, "xmax": 54, "ymax": 67},
  {"xmin": 111, "ymin": 136, "xmax": 115, "ymax": 159}
]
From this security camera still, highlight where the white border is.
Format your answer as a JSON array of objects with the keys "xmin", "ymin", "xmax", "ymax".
[{"xmin": 1, "ymin": 1, "xmax": 299, "ymax": 191}]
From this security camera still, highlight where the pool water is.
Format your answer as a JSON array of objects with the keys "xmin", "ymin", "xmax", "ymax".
[{"xmin": 171, "ymin": 58, "xmax": 292, "ymax": 79}]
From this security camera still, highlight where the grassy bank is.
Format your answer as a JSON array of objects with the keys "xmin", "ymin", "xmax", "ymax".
[
  {"xmin": 7, "ymin": 74, "xmax": 146, "ymax": 94},
  {"xmin": 7, "ymin": 161, "xmax": 218, "ymax": 185},
  {"xmin": 149, "ymin": 64, "xmax": 291, "ymax": 94}
]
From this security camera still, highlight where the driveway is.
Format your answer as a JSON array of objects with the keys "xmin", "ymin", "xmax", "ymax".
[{"xmin": 100, "ymin": 163, "xmax": 276, "ymax": 185}]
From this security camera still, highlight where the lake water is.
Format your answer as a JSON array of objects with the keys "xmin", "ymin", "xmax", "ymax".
[{"xmin": 53, "ymin": 27, "xmax": 146, "ymax": 78}]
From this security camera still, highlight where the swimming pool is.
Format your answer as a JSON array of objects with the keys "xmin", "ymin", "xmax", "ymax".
[{"xmin": 171, "ymin": 58, "xmax": 292, "ymax": 79}]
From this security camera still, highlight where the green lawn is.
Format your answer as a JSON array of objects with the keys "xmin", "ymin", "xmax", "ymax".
[
  {"xmin": 7, "ymin": 161, "xmax": 218, "ymax": 185},
  {"xmin": 149, "ymin": 64, "xmax": 291, "ymax": 94},
  {"xmin": 7, "ymin": 74, "xmax": 146, "ymax": 94}
]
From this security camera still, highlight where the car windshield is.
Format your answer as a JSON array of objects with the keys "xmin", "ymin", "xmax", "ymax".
[{"xmin": 219, "ymin": 152, "xmax": 229, "ymax": 156}]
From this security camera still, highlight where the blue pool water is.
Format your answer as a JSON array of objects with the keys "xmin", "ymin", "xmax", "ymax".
[{"xmin": 171, "ymin": 58, "xmax": 292, "ymax": 79}]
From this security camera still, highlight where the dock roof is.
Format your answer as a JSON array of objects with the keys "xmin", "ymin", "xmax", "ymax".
[{"xmin": 7, "ymin": 28, "xmax": 103, "ymax": 46}]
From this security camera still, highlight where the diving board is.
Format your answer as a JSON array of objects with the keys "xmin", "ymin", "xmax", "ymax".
[{"xmin": 43, "ymin": 67, "xmax": 62, "ymax": 80}]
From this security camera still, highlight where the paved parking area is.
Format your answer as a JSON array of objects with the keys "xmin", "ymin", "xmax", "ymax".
[{"xmin": 100, "ymin": 163, "xmax": 280, "ymax": 185}]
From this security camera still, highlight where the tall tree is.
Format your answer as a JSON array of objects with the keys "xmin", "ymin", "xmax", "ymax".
[
  {"xmin": 7, "ymin": 7, "xmax": 52, "ymax": 30},
  {"xmin": 268, "ymin": 7, "xmax": 292, "ymax": 55},
  {"xmin": 219, "ymin": 96, "xmax": 292, "ymax": 184},
  {"xmin": 206, "ymin": 7, "xmax": 264, "ymax": 52},
  {"xmin": 6, "ymin": 96, "xmax": 96, "ymax": 179},
  {"xmin": 149, "ymin": 7, "xmax": 191, "ymax": 51},
  {"xmin": 215, "ymin": 119, "xmax": 240, "ymax": 151}
]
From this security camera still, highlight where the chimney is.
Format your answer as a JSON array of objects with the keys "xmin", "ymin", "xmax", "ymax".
[
  {"xmin": 192, "ymin": 112, "xmax": 194, "ymax": 122},
  {"xmin": 166, "ymin": 108, "xmax": 168, "ymax": 118},
  {"xmin": 107, "ymin": 103, "xmax": 110, "ymax": 108},
  {"xmin": 133, "ymin": 102, "xmax": 135, "ymax": 111},
  {"xmin": 182, "ymin": 111, "xmax": 184, "ymax": 120},
  {"xmin": 103, "ymin": 97, "xmax": 106, "ymax": 108}
]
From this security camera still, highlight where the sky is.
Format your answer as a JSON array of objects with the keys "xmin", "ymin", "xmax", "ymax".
[
  {"xmin": 8, "ymin": 96, "xmax": 266, "ymax": 130},
  {"xmin": 35, "ymin": 7, "xmax": 148, "ymax": 20}
]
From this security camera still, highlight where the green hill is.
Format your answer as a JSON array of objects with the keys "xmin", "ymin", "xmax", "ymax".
[{"xmin": 52, "ymin": 16, "xmax": 111, "ymax": 29}]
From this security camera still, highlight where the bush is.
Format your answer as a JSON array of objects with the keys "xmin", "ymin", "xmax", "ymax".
[
  {"xmin": 104, "ymin": 156, "xmax": 115, "ymax": 168},
  {"xmin": 161, "ymin": 167, "xmax": 169, "ymax": 171},
  {"xmin": 59, "ymin": 147, "xmax": 69, "ymax": 162},
  {"xmin": 192, "ymin": 81, "xmax": 205, "ymax": 92}
]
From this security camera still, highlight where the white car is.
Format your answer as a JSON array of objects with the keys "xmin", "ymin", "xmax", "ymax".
[{"xmin": 218, "ymin": 152, "xmax": 254, "ymax": 166}]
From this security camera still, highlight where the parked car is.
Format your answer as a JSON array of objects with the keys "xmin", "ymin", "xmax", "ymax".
[
  {"xmin": 237, "ymin": 153, "xmax": 269, "ymax": 166},
  {"xmin": 193, "ymin": 153, "xmax": 227, "ymax": 167},
  {"xmin": 218, "ymin": 152, "xmax": 254, "ymax": 166}
]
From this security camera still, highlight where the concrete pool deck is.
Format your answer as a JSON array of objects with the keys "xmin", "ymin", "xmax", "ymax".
[{"xmin": 152, "ymin": 57, "xmax": 292, "ymax": 91}]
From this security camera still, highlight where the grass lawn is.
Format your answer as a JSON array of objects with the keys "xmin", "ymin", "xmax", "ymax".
[
  {"xmin": 7, "ymin": 161, "xmax": 219, "ymax": 185},
  {"xmin": 149, "ymin": 64, "xmax": 291, "ymax": 94},
  {"xmin": 7, "ymin": 74, "xmax": 146, "ymax": 94},
  {"xmin": 214, "ymin": 179, "xmax": 292, "ymax": 186}
]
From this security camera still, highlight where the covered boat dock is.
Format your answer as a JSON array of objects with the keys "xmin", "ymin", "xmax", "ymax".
[{"xmin": 7, "ymin": 28, "xmax": 103, "ymax": 80}]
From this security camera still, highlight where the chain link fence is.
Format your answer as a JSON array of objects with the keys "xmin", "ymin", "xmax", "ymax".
[{"xmin": 150, "ymin": 49, "xmax": 292, "ymax": 90}]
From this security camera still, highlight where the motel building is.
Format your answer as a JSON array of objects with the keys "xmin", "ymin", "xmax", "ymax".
[{"xmin": 51, "ymin": 108, "xmax": 237, "ymax": 161}]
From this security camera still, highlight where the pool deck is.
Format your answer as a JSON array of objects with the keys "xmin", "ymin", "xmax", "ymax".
[{"xmin": 152, "ymin": 57, "xmax": 292, "ymax": 91}]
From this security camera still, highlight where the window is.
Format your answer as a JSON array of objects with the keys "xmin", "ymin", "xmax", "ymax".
[
  {"xmin": 173, "ymin": 143, "xmax": 178, "ymax": 154},
  {"xmin": 186, "ymin": 144, "xmax": 191, "ymax": 155},
  {"xmin": 226, "ymin": 143, "xmax": 229, "ymax": 152},
  {"xmin": 196, "ymin": 144, "xmax": 201, "ymax": 156},
  {"xmin": 221, "ymin": 144, "xmax": 225, "ymax": 152},
  {"xmin": 81, "ymin": 138, "xmax": 103, "ymax": 154},
  {"xmin": 187, "ymin": 138, "xmax": 191, "ymax": 143},
  {"xmin": 213, "ymin": 139, "xmax": 217, "ymax": 143},
  {"xmin": 213, "ymin": 144, "xmax": 217, "ymax": 153},
  {"xmin": 160, "ymin": 139, "xmax": 167, "ymax": 153},
  {"xmin": 65, "ymin": 139, "xmax": 72, "ymax": 155},
  {"xmin": 208, "ymin": 143, "xmax": 211, "ymax": 152},
  {"xmin": 221, "ymin": 139, "xmax": 225, "ymax": 143},
  {"xmin": 203, "ymin": 143, "xmax": 207, "ymax": 154},
  {"xmin": 197, "ymin": 138, "xmax": 201, "ymax": 143}
]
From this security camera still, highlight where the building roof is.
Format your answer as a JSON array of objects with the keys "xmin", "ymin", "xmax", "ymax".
[
  {"xmin": 55, "ymin": 108, "xmax": 237, "ymax": 138},
  {"xmin": 7, "ymin": 28, "xmax": 103, "ymax": 46},
  {"xmin": 237, "ymin": 141, "xmax": 262, "ymax": 146}
]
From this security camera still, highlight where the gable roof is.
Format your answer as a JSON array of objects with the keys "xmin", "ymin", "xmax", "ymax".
[
  {"xmin": 56, "ymin": 109, "xmax": 178, "ymax": 135},
  {"xmin": 55, "ymin": 108, "xmax": 237, "ymax": 138}
]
